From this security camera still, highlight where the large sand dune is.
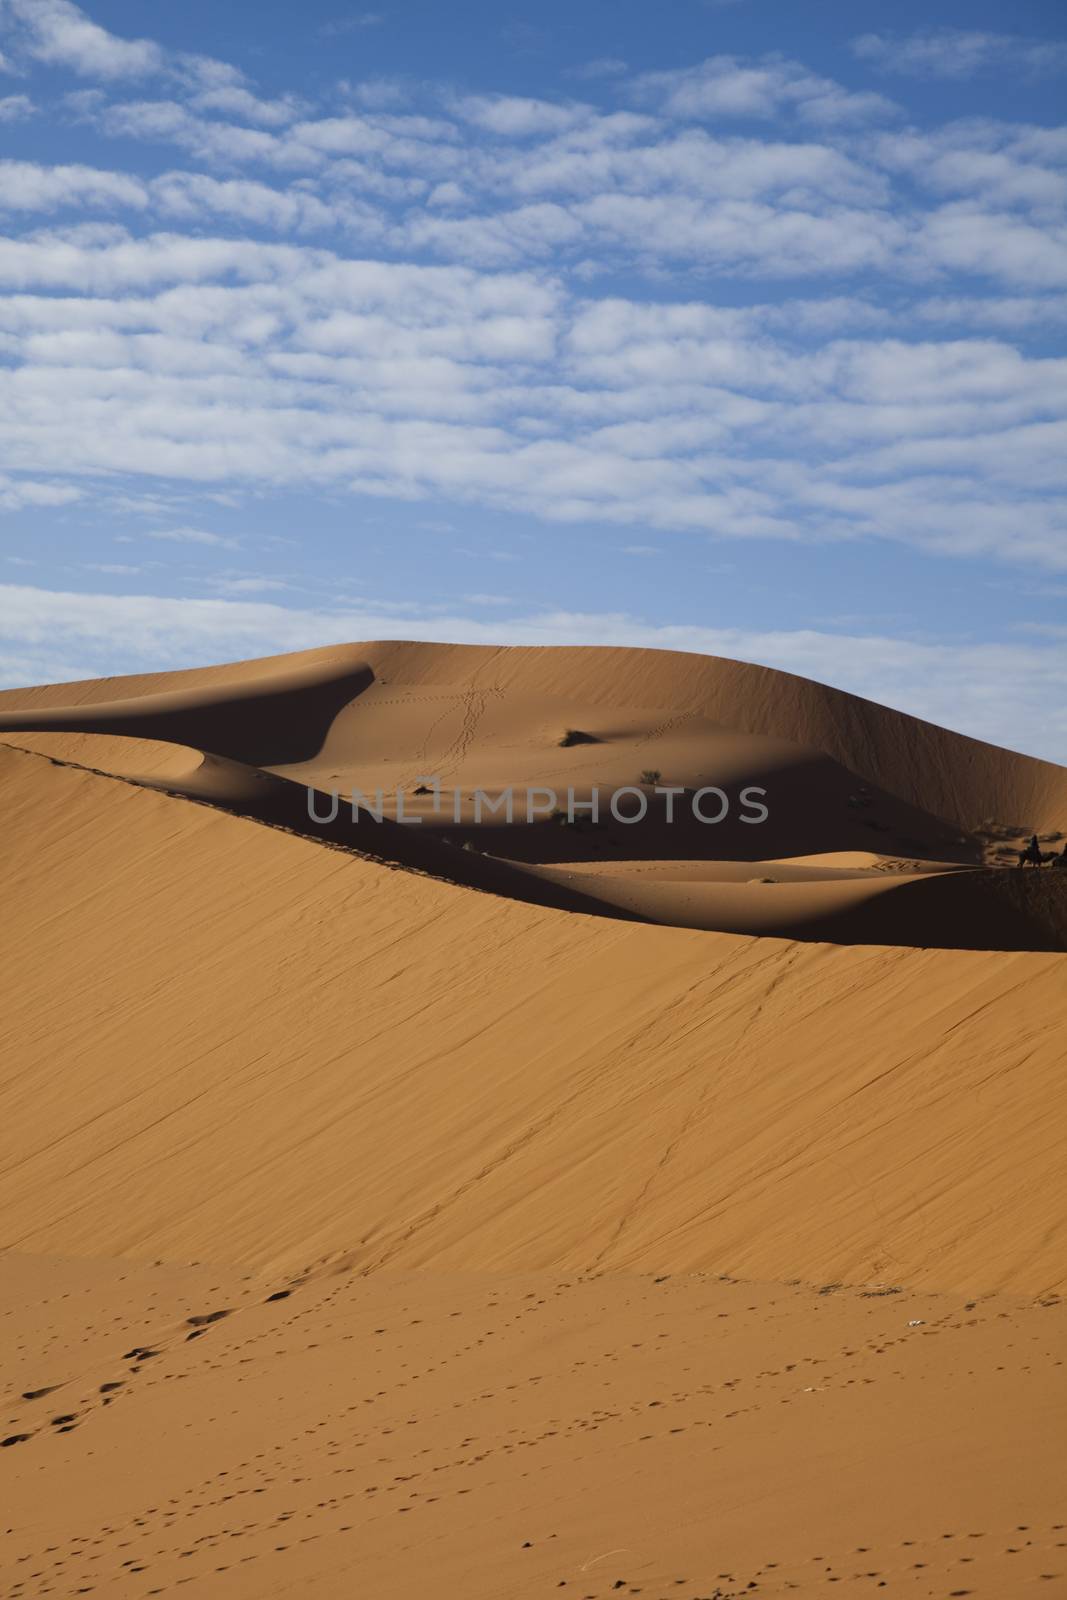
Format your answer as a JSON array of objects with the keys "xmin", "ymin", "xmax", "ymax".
[
  {"xmin": 4, "ymin": 640, "xmax": 1062, "ymax": 837},
  {"xmin": 1, "ymin": 642, "xmax": 1064, "ymax": 1598},
  {"xmin": 1, "ymin": 737, "xmax": 1064, "ymax": 1292},
  {"xmin": 2, "ymin": 641, "xmax": 1065, "ymax": 948}
]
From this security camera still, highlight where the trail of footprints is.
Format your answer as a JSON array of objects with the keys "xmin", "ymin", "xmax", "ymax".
[{"xmin": 2, "ymin": 1273, "xmax": 1062, "ymax": 1597}]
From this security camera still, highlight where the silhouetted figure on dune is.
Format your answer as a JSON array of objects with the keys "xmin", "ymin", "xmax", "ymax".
[{"xmin": 1019, "ymin": 833, "xmax": 1045, "ymax": 867}]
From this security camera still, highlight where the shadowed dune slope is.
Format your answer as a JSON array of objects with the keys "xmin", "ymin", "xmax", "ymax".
[
  {"xmin": 0, "ymin": 653, "xmax": 376, "ymax": 766},
  {"xmin": 1, "ymin": 743, "xmax": 1064, "ymax": 1294},
  {"xmin": 531, "ymin": 857, "xmax": 1067, "ymax": 949}
]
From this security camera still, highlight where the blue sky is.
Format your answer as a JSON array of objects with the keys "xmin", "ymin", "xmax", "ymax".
[{"xmin": 0, "ymin": 0, "xmax": 1064, "ymax": 761}]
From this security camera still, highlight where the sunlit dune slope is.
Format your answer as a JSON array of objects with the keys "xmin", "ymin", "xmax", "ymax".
[{"xmin": 1, "ymin": 742, "xmax": 1063, "ymax": 1293}]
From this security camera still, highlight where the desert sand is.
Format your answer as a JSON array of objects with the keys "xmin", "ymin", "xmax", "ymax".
[{"xmin": 1, "ymin": 641, "xmax": 1065, "ymax": 1599}]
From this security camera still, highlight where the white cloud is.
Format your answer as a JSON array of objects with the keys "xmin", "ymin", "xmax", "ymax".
[
  {"xmin": 0, "ymin": 158, "xmax": 147, "ymax": 211},
  {"xmin": 0, "ymin": 8, "xmax": 1063, "ymax": 691},
  {"xmin": 0, "ymin": 157, "xmax": 387, "ymax": 235},
  {"xmin": 0, "ymin": 470, "xmax": 81, "ymax": 509},
  {"xmin": 188, "ymin": 84, "xmax": 305, "ymax": 129},
  {"xmin": 320, "ymin": 12, "xmax": 385, "ymax": 34},
  {"xmin": 915, "ymin": 294, "xmax": 1067, "ymax": 331},
  {"xmin": 143, "ymin": 526, "xmax": 240, "ymax": 548},
  {"xmin": 566, "ymin": 58, "xmax": 628, "ymax": 81},
  {"xmin": 0, "ymin": 231, "xmax": 1062, "ymax": 569},
  {"xmin": 18, "ymin": 37, "xmax": 1053, "ymax": 298},
  {"xmin": 341, "ymin": 77, "xmax": 409, "ymax": 111},
  {"xmin": 173, "ymin": 52, "xmax": 244, "ymax": 92},
  {"xmin": 206, "ymin": 574, "xmax": 290, "ymax": 593},
  {"xmin": 569, "ymin": 193, "xmax": 903, "ymax": 275},
  {"xmin": 401, "ymin": 201, "xmax": 583, "ymax": 266},
  {"xmin": 99, "ymin": 100, "xmax": 293, "ymax": 166},
  {"xmin": 873, "ymin": 124, "xmax": 1067, "ymax": 216},
  {"xmin": 3, "ymin": 0, "xmax": 164, "ymax": 78},
  {"xmin": 454, "ymin": 94, "xmax": 591, "ymax": 138},
  {"xmin": 852, "ymin": 29, "xmax": 1067, "ymax": 80},
  {"xmin": 633, "ymin": 54, "xmax": 899, "ymax": 126},
  {"xmin": 0, "ymin": 228, "xmax": 312, "ymax": 290},
  {"xmin": 150, "ymin": 170, "xmax": 372, "ymax": 235},
  {"xmin": 506, "ymin": 127, "xmax": 884, "ymax": 205},
  {"xmin": 919, "ymin": 205, "xmax": 1067, "ymax": 291},
  {"xmin": 0, "ymin": 91, "xmax": 33, "ymax": 119}
]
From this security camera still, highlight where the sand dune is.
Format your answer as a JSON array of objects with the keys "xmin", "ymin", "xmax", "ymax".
[
  {"xmin": 2, "ymin": 640, "xmax": 1064, "ymax": 948},
  {"xmin": 1, "ymin": 737, "xmax": 1063, "ymax": 1289},
  {"xmin": 5, "ymin": 639, "xmax": 1059, "ymax": 834},
  {"xmin": 1, "ymin": 641, "xmax": 1064, "ymax": 1598}
]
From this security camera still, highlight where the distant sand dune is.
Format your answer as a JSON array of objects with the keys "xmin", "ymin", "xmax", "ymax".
[
  {"xmin": 1, "ymin": 640, "xmax": 1064, "ymax": 949},
  {"xmin": 4, "ymin": 637, "xmax": 1061, "ymax": 825}
]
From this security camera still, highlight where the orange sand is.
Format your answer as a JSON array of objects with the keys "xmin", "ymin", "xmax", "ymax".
[{"xmin": 1, "ymin": 642, "xmax": 1064, "ymax": 1598}]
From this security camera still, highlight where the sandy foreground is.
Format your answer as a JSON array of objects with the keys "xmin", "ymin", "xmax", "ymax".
[
  {"xmin": 1, "ymin": 642, "xmax": 1065, "ymax": 1597},
  {"xmin": 2, "ymin": 1259, "xmax": 1063, "ymax": 1600}
]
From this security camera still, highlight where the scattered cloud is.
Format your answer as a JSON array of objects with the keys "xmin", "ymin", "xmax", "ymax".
[
  {"xmin": 0, "ymin": 470, "xmax": 81, "ymax": 509},
  {"xmin": 0, "ymin": 229, "xmax": 1063, "ymax": 569},
  {"xmin": 0, "ymin": 91, "xmax": 33, "ymax": 119},
  {"xmin": 0, "ymin": 157, "xmax": 147, "ymax": 210},
  {"xmin": 187, "ymin": 84, "xmax": 305, "ymax": 129},
  {"xmin": 632, "ymin": 54, "xmax": 899, "ymax": 126},
  {"xmin": 143, "ymin": 527, "xmax": 240, "ymax": 549},
  {"xmin": 566, "ymin": 57, "xmax": 628, "ymax": 82},
  {"xmin": 452, "ymin": 94, "xmax": 590, "ymax": 138},
  {"xmin": 320, "ymin": 12, "xmax": 385, "ymax": 35},
  {"xmin": 341, "ymin": 76, "xmax": 409, "ymax": 110},
  {"xmin": 205, "ymin": 574, "xmax": 291, "ymax": 593},
  {"xmin": 0, "ymin": 33, "xmax": 1054, "ymax": 307},
  {"xmin": 3, "ymin": 0, "xmax": 164, "ymax": 79},
  {"xmin": 852, "ymin": 29, "xmax": 1067, "ymax": 80}
]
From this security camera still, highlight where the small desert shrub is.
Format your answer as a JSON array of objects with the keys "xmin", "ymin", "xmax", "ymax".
[
  {"xmin": 559, "ymin": 728, "xmax": 597, "ymax": 747},
  {"xmin": 640, "ymin": 768, "xmax": 661, "ymax": 785}
]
